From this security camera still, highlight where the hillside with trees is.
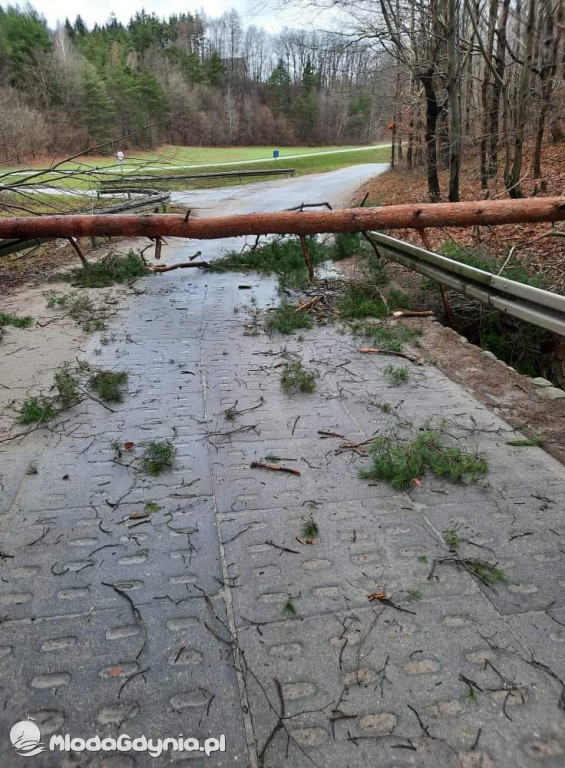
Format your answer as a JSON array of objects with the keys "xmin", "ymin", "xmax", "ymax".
[
  {"xmin": 336, "ymin": 0, "xmax": 565, "ymax": 200},
  {"xmin": 0, "ymin": 5, "xmax": 390, "ymax": 163}
]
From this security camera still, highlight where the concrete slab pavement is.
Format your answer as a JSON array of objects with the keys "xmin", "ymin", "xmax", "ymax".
[{"xmin": 1, "ymin": 170, "xmax": 565, "ymax": 767}]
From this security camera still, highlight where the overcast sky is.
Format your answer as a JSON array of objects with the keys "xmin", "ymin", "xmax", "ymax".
[{"xmin": 15, "ymin": 0, "xmax": 318, "ymax": 33}]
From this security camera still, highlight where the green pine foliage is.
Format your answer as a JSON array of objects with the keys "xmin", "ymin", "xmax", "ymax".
[
  {"xmin": 360, "ymin": 431, "xmax": 488, "ymax": 490},
  {"xmin": 54, "ymin": 252, "xmax": 148, "ymax": 288},
  {"xmin": 0, "ymin": 312, "xmax": 34, "ymax": 330},
  {"xmin": 266, "ymin": 302, "xmax": 313, "ymax": 334}
]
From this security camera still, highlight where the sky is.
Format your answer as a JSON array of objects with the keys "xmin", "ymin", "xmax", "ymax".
[{"xmin": 14, "ymin": 0, "xmax": 320, "ymax": 33}]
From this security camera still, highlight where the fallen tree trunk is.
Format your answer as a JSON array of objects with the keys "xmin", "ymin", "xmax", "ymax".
[{"xmin": 1, "ymin": 197, "xmax": 565, "ymax": 240}]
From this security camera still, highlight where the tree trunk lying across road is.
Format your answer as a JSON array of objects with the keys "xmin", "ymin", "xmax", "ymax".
[{"xmin": 1, "ymin": 197, "xmax": 565, "ymax": 240}]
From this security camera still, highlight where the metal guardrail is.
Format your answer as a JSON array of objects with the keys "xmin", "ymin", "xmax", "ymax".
[
  {"xmin": 368, "ymin": 231, "xmax": 565, "ymax": 336},
  {"xmin": 92, "ymin": 192, "xmax": 170, "ymax": 214},
  {"xmin": 0, "ymin": 191, "xmax": 170, "ymax": 259},
  {"xmin": 97, "ymin": 168, "xmax": 296, "ymax": 183}
]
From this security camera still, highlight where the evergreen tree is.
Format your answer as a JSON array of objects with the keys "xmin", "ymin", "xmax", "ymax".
[
  {"xmin": 268, "ymin": 59, "xmax": 290, "ymax": 115},
  {"xmin": 302, "ymin": 57, "xmax": 318, "ymax": 92},
  {"xmin": 205, "ymin": 50, "xmax": 224, "ymax": 87},
  {"xmin": 0, "ymin": 6, "xmax": 51, "ymax": 87},
  {"xmin": 64, "ymin": 18, "xmax": 75, "ymax": 41},
  {"xmin": 81, "ymin": 63, "xmax": 114, "ymax": 144},
  {"xmin": 74, "ymin": 15, "xmax": 87, "ymax": 36},
  {"xmin": 293, "ymin": 58, "xmax": 318, "ymax": 141}
]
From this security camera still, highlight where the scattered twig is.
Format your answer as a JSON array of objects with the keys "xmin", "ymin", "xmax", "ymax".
[
  {"xmin": 295, "ymin": 296, "xmax": 321, "ymax": 313},
  {"xmin": 392, "ymin": 310, "xmax": 434, "ymax": 318},
  {"xmin": 318, "ymin": 430, "xmax": 346, "ymax": 439},
  {"xmin": 251, "ymin": 461, "xmax": 301, "ymax": 476},
  {"xmin": 286, "ymin": 202, "xmax": 332, "ymax": 211},
  {"xmin": 265, "ymin": 540, "xmax": 300, "ymax": 554},
  {"xmin": 359, "ymin": 347, "xmax": 423, "ymax": 364}
]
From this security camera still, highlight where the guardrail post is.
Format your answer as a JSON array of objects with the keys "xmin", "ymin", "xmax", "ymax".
[{"xmin": 419, "ymin": 229, "xmax": 454, "ymax": 325}]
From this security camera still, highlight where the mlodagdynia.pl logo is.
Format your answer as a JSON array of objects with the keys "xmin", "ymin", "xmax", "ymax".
[
  {"xmin": 10, "ymin": 717, "xmax": 226, "ymax": 758},
  {"xmin": 10, "ymin": 718, "xmax": 45, "ymax": 757}
]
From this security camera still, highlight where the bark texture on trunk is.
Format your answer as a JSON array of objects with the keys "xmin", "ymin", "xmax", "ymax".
[
  {"xmin": 507, "ymin": 0, "xmax": 537, "ymax": 197},
  {"xmin": 447, "ymin": 0, "xmax": 461, "ymax": 201},
  {"xmin": 3, "ymin": 198, "xmax": 565, "ymax": 240},
  {"xmin": 419, "ymin": 66, "xmax": 443, "ymax": 202}
]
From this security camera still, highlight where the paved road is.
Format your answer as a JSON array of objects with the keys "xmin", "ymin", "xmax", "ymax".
[
  {"xmin": 10, "ymin": 163, "xmax": 388, "ymax": 208},
  {"xmin": 172, "ymin": 163, "xmax": 389, "ymax": 215},
  {"xmin": 1, "ymin": 168, "xmax": 565, "ymax": 767}
]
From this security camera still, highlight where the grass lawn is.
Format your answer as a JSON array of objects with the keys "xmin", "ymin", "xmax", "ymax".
[
  {"xmin": 120, "ymin": 144, "xmax": 371, "ymax": 167},
  {"xmin": 0, "ymin": 144, "xmax": 390, "ymax": 191},
  {"xmin": 147, "ymin": 146, "xmax": 391, "ymax": 190}
]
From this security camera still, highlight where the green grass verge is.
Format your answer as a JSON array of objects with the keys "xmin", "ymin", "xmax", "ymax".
[{"xmin": 1, "ymin": 145, "xmax": 390, "ymax": 191}]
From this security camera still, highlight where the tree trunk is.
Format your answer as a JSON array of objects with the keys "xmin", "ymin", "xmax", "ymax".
[
  {"xmin": 419, "ymin": 66, "xmax": 442, "ymax": 202},
  {"xmin": 4, "ymin": 198, "xmax": 565, "ymax": 240},
  {"xmin": 533, "ymin": 101, "xmax": 550, "ymax": 179},
  {"xmin": 447, "ymin": 0, "xmax": 461, "ymax": 201},
  {"xmin": 487, "ymin": 0, "xmax": 510, "ymax": 177},
  {"xmin": 479, "ymin": 0, "xmax": 498, "ymax": 189},
  {"xmin": 507, "ymin": 0, "xmax": 537, "ymax": 198},
  {"xmin": 532, "ymin": 0, "xmax": 562, "ymax": 177},
  {"xmin": 438, "ymin": 110, "xmax": 450, "ymax": 169},
  {"xmin": 550, "ymin": 118, "xmax": 565, "ymax": 143}
]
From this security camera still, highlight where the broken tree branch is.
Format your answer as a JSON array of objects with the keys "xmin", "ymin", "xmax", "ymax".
[
  {"xmin": 359, "ymin": 347, "xmax": 423, "ymax": 364},
  {"xmin": 295, "ymin": 296, "xmax": 321, "ymax": 313},
  {"xmin": 392, "ymin": 310, "xmax": 435, "ymax": 318},
  {"xmin": 67, "ymin": 237, "xmax": 89, "ymax": 267},
  {"xmin": 250, "ymin": 461, "xmax": 302, "ymax": 476},
  {"xmin": 299, "ymin": 234, "xmax": 314, "ymax": 281},
  {"xmin": 148, "ymin": 260, "xmax": 212, "ymax": 272}
]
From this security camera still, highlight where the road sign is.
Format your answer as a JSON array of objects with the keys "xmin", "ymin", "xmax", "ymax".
[
  {"xmin": 273, "ymin": 150, "xmax": 280, "ymax": 159},
  {"xmin": 116, "ymin": 151, "xmax": 125, "ymax": 164}
]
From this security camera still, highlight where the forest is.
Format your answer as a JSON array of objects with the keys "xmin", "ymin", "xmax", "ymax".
[
  {"xmin": 0, "ymin": 1, "xmax": 563, "ymax": 206},
  {"xmin": 368, "ymin": 0, "xmax": 565, "ymax": 200},
  {"xmin": 0, "ymin": 4, "xmax": 389, "ymax": 162}
]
